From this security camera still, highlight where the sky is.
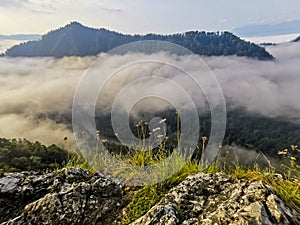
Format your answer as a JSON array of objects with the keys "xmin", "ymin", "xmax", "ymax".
[{"xmin": 0, "ymin": 0, "xmax": 300, "ymax": 35}]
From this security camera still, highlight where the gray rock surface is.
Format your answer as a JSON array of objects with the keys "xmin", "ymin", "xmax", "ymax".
[
  {"xmin": 131, "ymin": 173, "xmax": 300, "ymax": 225},
  {"xmin": 0, "ymin": 168, "xmax": 126, "ymax": 225},
  {"xmin": 1, "ymin": 170, "xmax": 299, "ymax": 225}
]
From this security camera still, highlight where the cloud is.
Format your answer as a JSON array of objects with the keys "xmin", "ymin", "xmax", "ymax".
[
  {"xmin": 204, "ymin": 53, "xmax": 300, "ymax": 120},
  {"xmin": 99, "ymin": 6, "xmax": 122, "ymax": 13},
  {"xmin": 0, "ymin": 40, "xmax": 24, "ymax": 54},
  {"xmin": 0, "ymin": 0, "xmax": 57, "ymax": 14},
  {"xmin": 28, "ymin": 0, "xmax": 57, "ymax": 14},
  {"xmin": 266, "ymin": 41, "xmax": 300, "ymax": 60},
  {"xmin": 0, "ymin": 41, "xmax": 300, "ymax": 147},
  {"xmin": 0, "ymin": 0, "xmax": 30, "ymax": 8},
  {"xmin": 0, "ymin": 56, "xmax": 94, "ymax": 146},
  {"xmin": 31, "ymin": 9, "xmax": 54, "ymax": 14},
  {"xmin": 0, "ymin": 114, "xmax": 73, "ymax": 146}
]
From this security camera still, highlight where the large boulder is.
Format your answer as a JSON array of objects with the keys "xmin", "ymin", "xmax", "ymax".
[
  {"xmin": 131, "ymin": 173, "xmax": 300, "ymax": 225},
  {"xmin": 0, "ymin": 168, "xmax": 126, "ymax": 225}
]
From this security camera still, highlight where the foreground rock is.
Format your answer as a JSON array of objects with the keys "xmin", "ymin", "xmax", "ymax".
[
  {"xmin": 1, "ymin": 169, "xmax": 299, "ymax": 225},
  {"xmin": 131, "ymin": 173, "xmax": 300, "ymax": 225},
  {"xmin": 0, "ymin": 168, "xmax": 126, "ymax": 225}
]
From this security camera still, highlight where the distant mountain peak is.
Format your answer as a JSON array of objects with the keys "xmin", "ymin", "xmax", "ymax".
[
  {"xmin": 67, "ymin": 21, "xmax": 84, "ymax": 28},
  {"xmin": 70, "ymin": 21, "xmax": 82, "ymax": 25},
  {"xmin": 3, "ymin": 23, "xmax": 274, "ymax": 60}
]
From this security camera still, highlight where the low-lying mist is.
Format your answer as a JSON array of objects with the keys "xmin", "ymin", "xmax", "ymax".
[{"xmin": 0, "ymin": 42, "xmax": 300, "ymax": 147}]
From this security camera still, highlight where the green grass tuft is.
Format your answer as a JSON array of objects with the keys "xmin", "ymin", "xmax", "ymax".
[{"xmin": 62, "ymin": 139, "xmax": 300, "ymax": 224}]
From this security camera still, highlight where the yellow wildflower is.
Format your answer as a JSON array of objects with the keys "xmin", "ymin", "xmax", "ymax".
[
  {"xmin": 278, "ymin": 151, "xmax": 287, "ymax": 155},
  {"xmin": 291, "ymin": 145, "xmax": 298, "ymax": 150},
  {"xmin": 124, "ymin": 186, "xmax": 131, "ymax": 191}
]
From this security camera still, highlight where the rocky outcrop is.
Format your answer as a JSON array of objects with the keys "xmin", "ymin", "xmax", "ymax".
[
  {"xmin": 0, "ymin": 168, "xmax": 127, "ymax": 225},
  {"xmin": 131, "ymin": 173, "xmax": 300, "ymax": 225},
  {"xmin": 0, "ymin": 170, "xmax": 299, "ymax": 225}
]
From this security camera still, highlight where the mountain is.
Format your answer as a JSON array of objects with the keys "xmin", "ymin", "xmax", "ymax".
[
  {"xmin": 293, "ymin": 36, "xmax": 300, "ymax": 42},
  {"xmin": 4, "ymin": 22, "xmax": 273, "ymax": 60},
  {"xmin": 0, "ymin": 138, "xmax": 68, "ymax": 172},
  {"xmin": 232, "ymin": 19, "xmax": 300, "ymax": 37},
  {"xmin": 0, "ymin": 34, "xmax": 41, "ymax": 41}
]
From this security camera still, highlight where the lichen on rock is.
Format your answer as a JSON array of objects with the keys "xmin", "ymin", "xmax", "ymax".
[
  {"xmin": 0, "ymin": 168, "xmax": 127, "ymax": 225},
  {"xmin": 1, "ymin": 170, "xmax": 299, "ymax": 225},
  {"xmin": 130, "ymin": 173, "xmax": 300, "ymax": 225}
]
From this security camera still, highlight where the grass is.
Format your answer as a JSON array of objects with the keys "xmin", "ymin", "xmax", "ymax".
[
  {"xmin": 229, "ymin": 164, "xmax": 300, "ymax": 213},
  {"xmin": 119, "ymin": 161, "xmax": 299, "ymax": 225},
  {"xmin": 63, "ymin": 153, "xmax": 95, "ymax": 172},
  {"xmin": 63, "ymin": 128, "xmax": 300, "ymax": 224},
  {"xmin": 121, "ymin": 160, "xmax": 222, "ymax": 225}
]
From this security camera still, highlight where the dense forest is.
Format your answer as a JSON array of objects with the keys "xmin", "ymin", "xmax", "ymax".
[
  {"xmin": 1, "ymin": 109, "xmax": 299, "ymax": 172},
  {"xmin": 106, "ymin": 109, "xmax": 300, "ymax": 157},
  {"xmin": 46, "ymin": 108, "xmax": 300, "ymax": 158},
  {"xmin": 3, "ymin": 22, "xmax": 273, "ymax": 60},
  {"xmin": 0, "ymin": 138, "xmax": 68, "ymax": 172}
]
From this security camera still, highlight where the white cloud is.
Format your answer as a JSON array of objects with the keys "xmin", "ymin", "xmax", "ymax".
[
  {"xmin": 0, "ymin": 42, "xmax": 300, "ymax": 146},
  {"xmin": 0, "ymin": 0, "xmax": 29, "ymax": 8},
  {"xmin": 242, "ymin": 33, "xmax": 300, "ymax": 44},
  {"xmin": 0, "ymin": 40, "xmax": 24, "ymax": 54}
]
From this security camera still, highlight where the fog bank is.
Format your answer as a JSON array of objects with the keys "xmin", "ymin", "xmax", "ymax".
[{"xmin": 0, "ymin": 42, "xmax": 299, "ymax": 146}]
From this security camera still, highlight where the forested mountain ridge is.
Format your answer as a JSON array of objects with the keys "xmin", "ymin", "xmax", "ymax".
[
  {"xmin": 44, "ymin": 108, "xmax": 300, "ymax": 157},
  {"xmin": 0, "ymin": 138, "xmax": 68, "ymax": 172},
  {"xmin": 4, "ymin": 22, "xmax": 273, "ymax": 60}
]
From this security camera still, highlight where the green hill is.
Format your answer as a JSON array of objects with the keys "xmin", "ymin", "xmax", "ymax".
[{"xmin": 4, "ymin": 22, "xmax": 273, "ymax": 60}]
